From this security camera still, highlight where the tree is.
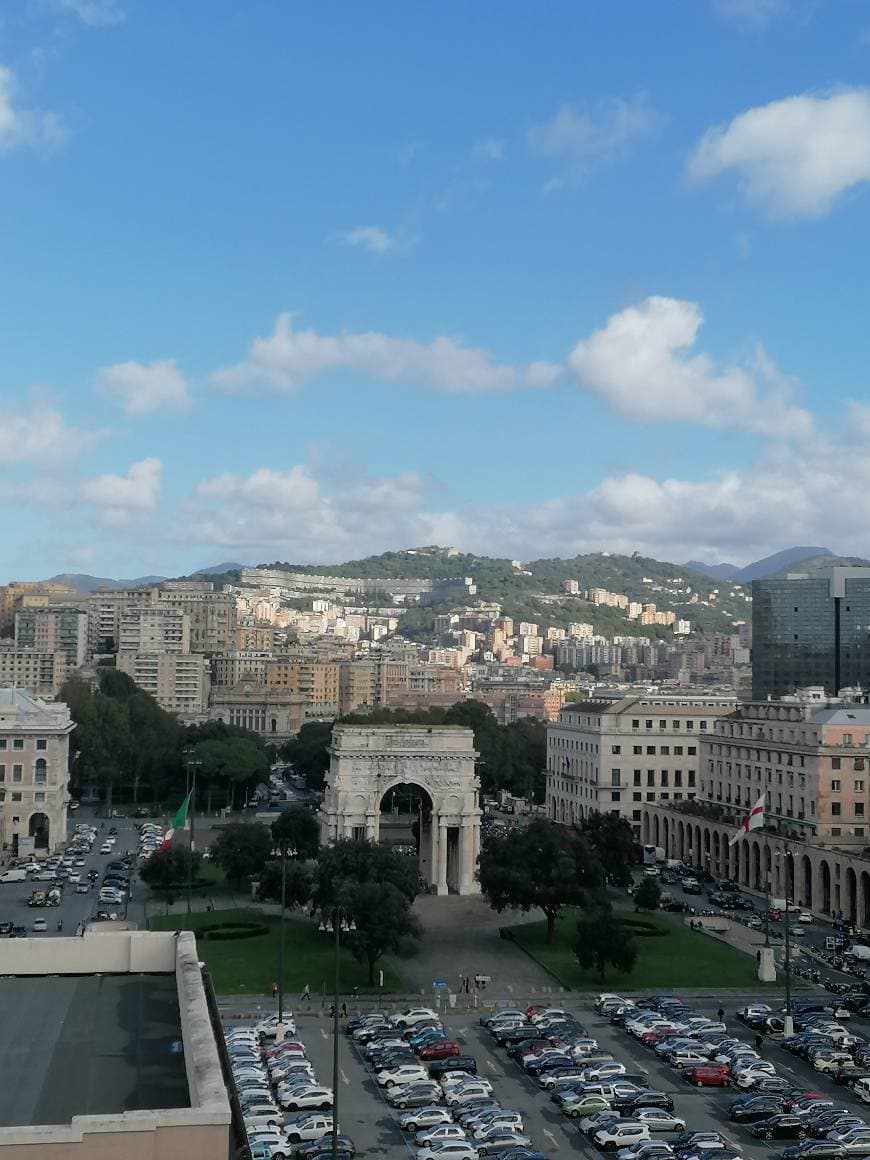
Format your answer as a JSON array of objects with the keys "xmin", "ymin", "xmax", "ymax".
[
  {"xmin": 193, "ymin": 737, "xmax": 269, "ymax": 811},
  {"xmin": 271, "ymin": 805, "xmax": 320, "ymax": 860},
  {"xmin": 256, "ymin": 859, "xmax": 312, "ymax": 908},
  {"xmin": 634, "ymin": 876, "xmax": 661, "ymax": 912},
  {"xmin": 211, "ymin": 821, "xmax": 273, "ymax": 888},
  {"xmin": 280, "ymin": 721, "xmax": 333, "ymax": 791},
  {"xmin": 140, "ymin": 845, "xmax": 201, "ymax": 892},
  {"xmin": 478, "ymin": 819, "xmax": 603, "ymax": 944},
  {"xmin": 575, "ymin": 904, "xmax": 637, "ymax": 982},
  {"xmin": 580, "ymin": 814, "xmax": 640, "ymax": 887},
  {"xmin": 313, "ymin": 839, "xmax": 422, "ymax": 985}
]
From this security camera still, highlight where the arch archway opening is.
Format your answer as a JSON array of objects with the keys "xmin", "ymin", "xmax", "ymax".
[
  {"xmin": 28, "ymin": 812, "xmax": 49, "ymax": 851},
  {"xmin": 378, "ymin": 782, "xmax": 435, "ymax": 889}
]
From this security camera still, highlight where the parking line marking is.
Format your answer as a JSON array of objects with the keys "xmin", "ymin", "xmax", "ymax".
[
  {"xmin": 543, "ymin": 1129, "xmax": 559, "ymax": 1148},
  {"xmin": 340, "ymin": 1069, "xmax": 349, "ymax": 1085},
  {"xmin": 320, "ymin": 1028, "xmax": 328, "ymax": 1040},
  {"xmin": 487, "ymin": 1059, "xmax": 498, "ymax": 1072}
]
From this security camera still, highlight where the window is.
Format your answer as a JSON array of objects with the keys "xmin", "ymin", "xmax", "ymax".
[
  {"xmin": 831, "ymin": 827, "xmax": 841, "ymax": 836},
  {"xmin": 855, "ymin": 780, "xmax": 865, "ymax": 792},
  {"xmin": 831, "ymin": 802, "xmax": 842, "ymax": 816},
  {"xmin": 11, "ymin": 792, "xmax": 21, "ymax": 802},
  {"xmin": 844, "ymin": 734, "xmax": 853, "ymax": 745},
  {"xmin": 0, "ymin": 740, "xmax": 5, "ymax": 749},
  {"xmin": 632, "ymin": 809, "xmax": 641, "ymax": 820},
  {"xmin": 660, "ymin": 745, "xmax": 670, "ymax": 756},
  {"xmin": 674, "ymin": 770, "xmax": 683, "ymax": 786},
  {"xmin": 660, "ymin": 792, "xmax": 669, "ymax": 800},
  {"xmin": 686, "ymin": 720, "xmax": 694, "ymax": 731},
  {"xmin": 660, "ymin": 771, "xmax": 669, "ymax": 787},
  {"xmin": 12, "ymin": 766, "xmax": 22, "ymax": 783},
  {"xmin": 34, "ymin": 792, "xmax": 45, "ymax": 803},
  {"xmin": 659, "ymin": 720, "xmax": 667, "ymax": 730},
  {"xmin": 687, "ymin": 746, "xmax": 697, "ymax": 756},
  {"xmin": 646, "ymin": 745, "xmax": 656, "ymax": 755},
  {"xmin": 611, "ymin": 791, "xmax": 621, "ymax": 802},
  {"xmin": 12, "ymin": 739, "xmax": 23, "ymax": 750},
  {"xmin": 646, "ymin": 792, "xmax": 656, "ymax": 801},
  {"xmin": 633, "ymin": 746, "xmax": 642, "ymax": 755},
  {"xmin": 857, "ymin": 827, "xmax": 865, "ymax": 837},
  {"xmin": 674, "ymin": 745, "xmax": 683, "ymax": 755},
  {"xmin": 645, "ymin": 720, "xmax": 653, "ymax": 729},
  {"xmin": 0, "ymin": 765, "xmax": 4, "ymax": 782},
  {"xmin": 688, "ymin": 771, "xmax": 696, "ymax": 787},
  {"xmin": 832, "ymin": 779, "xmax": 841, "ymax": 791},
  {"xmin": 631, "ymin": 719, "xmax": 640, "ymax": 729},
  {"xmin": 700, "ymin": 721, "xmax": 707, "ymax": 730},
  {"xmin": 632, "ymin": 792, "xmax": 642, "ymax": 802},
  {"xmin": 633, "ymin": 770, "xmax": 641, "ymax": 786},
  {"xmin": 856, "ymin": 803, "xmax": 865, "ymax": 817},
  {"xmin": 647, "ymin": 770, "xmax": 655, "ymax": 786},
  {"xmin": 611, "ymin": 744, "xmax": 621, "ymax": 755},
  {"xmin": 36, "ymin": 739, "xmax": 46, "ymax": 751},
  {"xmin": 856, "ymin": 758, "xmax": 865, "ymax": 771},
  {"xmin": 674, "ymin": 792, "xmax": 683, "ymax": 800},
  {"xmin": 832, "ymin": 758, "xmax": 842, "ymax": 770},
  {"xmin": 611, "ymin": 769, "xmax": 621, "ymax": 786}
]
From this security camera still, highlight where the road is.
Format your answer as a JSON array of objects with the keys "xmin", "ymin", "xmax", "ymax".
[{"xmin": 0, "ymin": 806, "xmax": 147, "ymax": 935}]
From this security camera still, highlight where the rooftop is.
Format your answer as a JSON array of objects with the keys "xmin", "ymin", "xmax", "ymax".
[{"xmin": 0, "ymin": 974, "xmax": 188, "ymax": 1127}]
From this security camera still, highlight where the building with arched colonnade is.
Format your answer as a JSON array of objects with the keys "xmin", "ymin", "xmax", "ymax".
[{"xmin": 643, "ymin": 802, "xmax": 870, "ymax": 927}]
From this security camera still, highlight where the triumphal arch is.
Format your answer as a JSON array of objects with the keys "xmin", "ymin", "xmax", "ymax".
[{"xmin": 319, "ymin": 725, "xmax": 482, "ymax": 895}]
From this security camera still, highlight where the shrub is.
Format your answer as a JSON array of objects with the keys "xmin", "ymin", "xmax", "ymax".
[{"xmin": 196, "ymin": 921, "xmax": 269, "ymax": 941}]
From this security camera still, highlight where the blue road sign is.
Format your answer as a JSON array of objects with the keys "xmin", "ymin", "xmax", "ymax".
[{"xmin": 432, "ymin": 979, "xmax": 447, "ymax": 988}]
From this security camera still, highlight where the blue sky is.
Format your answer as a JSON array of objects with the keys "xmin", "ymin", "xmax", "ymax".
[{"xmin": 2, "ymin": 0, "xmax": 870, "ymax": 579}]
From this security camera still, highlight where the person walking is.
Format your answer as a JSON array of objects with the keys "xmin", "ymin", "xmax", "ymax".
[
  {"xmin": 271, "ymin": 982, "xmax": 278, "ymax": 1000},
  {"xmin": 301, "ymin": 983, "xmax": 311, "ymax": 1002},
  {"xmin": 717, "ymin": 1007, "xmax": 725, "ymax": 1024},
  {"xmin": 340, "ymin": 1002, "xmax": 348, "ymax": 1019}
]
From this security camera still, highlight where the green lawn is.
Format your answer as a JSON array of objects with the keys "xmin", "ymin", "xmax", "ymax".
[
  {"xmin": 511, "ymin": 909, "xmax": 761, "ymax": 989},
  {"xmin": 150, "ymin": 908, "xmax": 404, "ymax": 996}
]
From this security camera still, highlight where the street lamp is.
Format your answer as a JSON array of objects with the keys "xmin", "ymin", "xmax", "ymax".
[
  {"xmin": 277, "ymin": 842, "xmax": 297, "ymax": 1031},
  {"xmin": 182, "ymin": 748, "xmax": 202, "ymax": 915},
  {"xmin": 776, "ymin": 842, "xmax": 795, "ymax": 1035},
  {"xmin": 319, "ymin": 907, "xmax": 356, "ymax": 1160}
]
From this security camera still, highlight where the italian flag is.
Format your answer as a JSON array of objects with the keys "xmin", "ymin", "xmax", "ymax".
[
  {"xmin": 729, "ymin": 792, "xmax": 765, "ymax": 846},
  {"xmin": 158, "ymin": 792, "xmax": 192, "ymax": 854}
]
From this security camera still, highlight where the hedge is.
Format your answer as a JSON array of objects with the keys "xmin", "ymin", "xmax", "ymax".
[
  {"xmin": 196, "ymin": 921, "xmax": 269, "ymax": 941},
  {"xmin": 621, "ymin": 917, "xmax": 669, "ymax": 938}
]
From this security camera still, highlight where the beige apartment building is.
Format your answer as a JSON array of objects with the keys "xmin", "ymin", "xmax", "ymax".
[
  {"xmin": 0, "ymin": 582, "xmax": 76, "ymax": 633},
  {"xmin": 234, "ymin": 621, "xmax": 276, "ymax": 651},
  {"xmin": 118, "ymin": 606, "xmax": 190, "ymax": 654},
  {"xmin": 0, "ymin": 646, "xmax": 68, "ymax": 698},
  {"xmin": 88, "ymin": 582, "xmax": 235, "ymax": 657},
  {"xmin": 0, "ymin": 689, "xmax": 73, "ymax": 856},
  {"xmin": 545, "ymin": 693, "xmax": 735, "ymax": 835},
  {"xmin": 265, "ymin": 659, "xmax": 340, "ymax": 717},
  {"xmin": 339, "ymin": 660, "xmax": 376, "ymax": 716},
  {"xmin": 14, "ymin": 605, "xmax": 88, "ymax": 669},
  {"xmin": 116, "ymin": 652, "xmax": 209, "ymax": 715},
  {"xmin": 701, "ymin": 697, "xmax": 870, "ymax": 849},
  {"xmin": 211, "ymin": 651, "xmax": 269, "ymax": 686}
]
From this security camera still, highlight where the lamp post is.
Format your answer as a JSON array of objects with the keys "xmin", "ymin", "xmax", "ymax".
[
  {"xmin": 777, "ymin": 841, "xmax": 794, "ymax": 1035},
  {"xmin": 182, "ymin": 748, "xmax": 202, "ymax": 915},
  {"xmin": 319, "ymin": 907, "xmax": 355, "ymax": 1160},
  {"xmin": 277, "ymin": 842, "xmax": 297, "ymax": 1032}
]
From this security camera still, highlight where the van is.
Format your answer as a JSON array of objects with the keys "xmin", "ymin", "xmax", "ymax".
[{"xmin": 0, "ymin": 869, "xmax": 27, "ymax": 883}]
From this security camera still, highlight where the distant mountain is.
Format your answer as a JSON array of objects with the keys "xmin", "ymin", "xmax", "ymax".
[
  {"xmin": 191, "ymin": 562, "xmax": 247, "ymax": 576},
  {"xmin": 46, "ymin": 573, "xmax": 166, "ymax": 592},
  {"xmin": 686, "ymin": 546, "xmax": 834, "ymax": 583},
  {"xmin": 769, "ymin": 553, "xmax": 870, "ymax": 579}
]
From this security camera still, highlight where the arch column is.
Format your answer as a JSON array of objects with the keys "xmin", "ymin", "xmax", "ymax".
[
  {"xmin": 459, "ymin": 815, "xmax": 480, "ymax": 895},
  {"xmin": 436, "ymin": 818, "xmax": 448, "ymax": 895}
]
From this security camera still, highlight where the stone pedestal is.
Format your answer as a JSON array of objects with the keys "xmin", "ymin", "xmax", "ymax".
[{"xmin": 757, "ymin": 946, "xmax": 777, "ymax": 982}]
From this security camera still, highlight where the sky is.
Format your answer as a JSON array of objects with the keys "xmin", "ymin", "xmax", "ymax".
[{"xmin": 2, "ymin": 0, "xmax": 870, "ymax": 580}]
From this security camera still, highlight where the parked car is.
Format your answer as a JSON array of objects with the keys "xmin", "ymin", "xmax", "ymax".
[
  {"xmin": 748, "ymin": 1114, "xmax": 809, "ymax": 1140},
  {"xmin": 683, "ymin": 1064, "xmax": 731, "ymax": 1088}
]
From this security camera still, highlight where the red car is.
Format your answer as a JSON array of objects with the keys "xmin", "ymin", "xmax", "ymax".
[
  {"xmin": 684, "ymin": 1063, "xmax": 731, "ymax": 1087},
  {"xmin": 641, "ymin": 1028, "xmax": 680, "ymax": 1045},
  {"xmin": 418, "ymin": 1040, "xmax": 461, "ymax": 1061}
]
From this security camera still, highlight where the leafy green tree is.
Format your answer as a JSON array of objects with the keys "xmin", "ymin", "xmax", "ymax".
[
  {"xmin": 280, "ymin": 721, "xmax": 333, "ymax": 791},
  {"xmin": 575, "ymin": 904, "xmax": 637, "ymax": 981},
  {"xmin": 271, "ymin": 805, "xmax": 320, "ymax": 860},
  {"xmin": 211, "ymin": 821, "xmax": 273, "ymax": 888},
  {"xmin": 256, "ymin": 858, "xmax": 312, "ymax": 908},
  {"xmin": 580, "ymin": 814, "xmax": 640, "ymax": 887},
  {"xmin": 140, "ymin": 845, "xmax": 201, "ymax": 892},
  {"xmin": 634, "ymin": 876, "xmax": 661, "ymax": 912},
  {"xmin": 313, "ymin": 839, "xmax": 421, "ymax": 985},
  {"xmin": 478, "ymin": 819, "xmax": 602, "ymax": 943},
  {"xmin": 194, "ymin": 737, "xmax": 268, "ymax": 811}
]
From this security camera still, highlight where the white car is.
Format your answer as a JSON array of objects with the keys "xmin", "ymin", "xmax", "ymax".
[
  {"xmin": 394, "ymin": 1008, "xmax": 440, "ymax": 1028},
  {"xmin": 283, "ymin": 1114, "xmax": 335, "ymax": 1145},
  {"xmin": 415, "ymin": 1125, "xmax": 470, "ymax": 1147},
  {"xmin": 797, "ymin": 911, "xmax": 813, "ymax": 923},
  {"xmin": 378, "ymin": 1065, "xmax": 429, "ymax": 1088},
  {"xmin": 244, "ymin": 1113, "xmax": 284, "ymax": 1134},
  {"xmin": 256, "ymin": 1014, "xmax": 296, "ymax": 1038},
  {"xmin": 416, "ymin": 1143, "xmax": 479, "ymax": 1160},
  {"xmin": 445, "ymin": 1083, "xmax": 495, "ymax": 1107},
  {"xmin": 530, "ymin": 1008, "xmax": 569, "ymax": 1025},
  {"xmin": 593, "ymin": 1122, "xmax": 653, "ymax": 1149},
  {"xmin": 279, "ymin": 1086, "xmax": 333, "ymax": 1112},
  {"xmin": 400, "ymin": 1107, "xmax": 454, "ymax": 1132},
  {"xmin": 633, "ymin": 1110, "xmax": 687, "ymax": 1132}
]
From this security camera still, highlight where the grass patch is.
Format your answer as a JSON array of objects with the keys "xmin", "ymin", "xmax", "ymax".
[
  {"xmin": 150, "ymin": 908, "xmax": 404, "ymax": 996},
  {"xmin": 511, "ymin": 909, "xmax": 761, "ymax": 989}
]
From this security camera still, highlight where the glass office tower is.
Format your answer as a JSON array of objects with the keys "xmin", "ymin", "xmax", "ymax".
[{"xmin": 752, "ymin": 569, "xmax": 870, "ymax": 699}]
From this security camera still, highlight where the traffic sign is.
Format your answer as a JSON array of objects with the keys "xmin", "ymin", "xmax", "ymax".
[{"xmin": 432, "ymin": 979, "xmax": 447, "ymax": 988}]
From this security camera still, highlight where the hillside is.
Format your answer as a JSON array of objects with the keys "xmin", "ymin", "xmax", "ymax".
[
  {"xmin": 687, "ymin": 546, "xmax": 836, "ymax": 582},
  {"xmin": 769, "ymin": 553, "xmax": 870, "ymax": 578},
  {"xmin": 46, "ymin": 572, "xmax": 167, "ymax": 592},
  {"xmin": 257, "ymin": 549, "xmax": 748, "ymax": 637}
]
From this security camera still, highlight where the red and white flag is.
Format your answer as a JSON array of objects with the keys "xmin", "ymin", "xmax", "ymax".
[{"xmin": 729, "ymin": 793, "xmax": 765, "ymax": 846}]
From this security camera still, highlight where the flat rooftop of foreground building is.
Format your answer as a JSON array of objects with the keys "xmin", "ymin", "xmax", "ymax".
[
  {"xmin": 0, "ymin": 930, "xmax": 230, "ymax": 1159},
  {"xmin": 0, "ymin": 973, "xmax": 188, "ymax": 1127}
]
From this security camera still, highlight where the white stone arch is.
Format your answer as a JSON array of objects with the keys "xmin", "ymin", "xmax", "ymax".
[{"xmin": 320, "ymin": 724, "xmax": 482, "ymax": 895}]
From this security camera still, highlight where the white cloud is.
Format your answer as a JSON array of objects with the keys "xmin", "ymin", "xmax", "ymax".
[
  {"xmin": 568, "ymin": 295, "xmax": 813, "ymax": 438},
  {"xmin": 687, "ymin": 87, "xmax": 870, "ymax": 219},
  {"xmin": 340, "ymin": 226, "xmax": 398, "ymax": 254},
  {"xmin": 472, "ymin": 138, "xmax": 505, "ymax": 162},
  {"xmin": 80, "ymin": 458, "xmax": 161, "ymax": 524},
  {"xmin": 0, "ymin": 405, "xmax": 98, "ymax": 465},
  {"xmin": 94, "ymin": 358, "xmax": 190, "ymax": 415},
  {"xmin": 527, "ymin": 95, "xmax": 661, "ymax": 184},
  {"xmin": 49, "ymin": 0, "xmax": 126, "ymax": 26},
  {"xmin": 714, "ymin": 0, "xmax": 790, "ymax": 27},
  {"xmin": 212, "ymin": 312, "xmax": 560, "ymax": 395},
  {"xmin": 0, "ymin": 64, "xmax": 63, "ymax": 154}
]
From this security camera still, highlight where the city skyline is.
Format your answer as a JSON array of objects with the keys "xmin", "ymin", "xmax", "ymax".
[{"xmin": 3, "ymin": 1, "xmax": 870, "ymax": 576}]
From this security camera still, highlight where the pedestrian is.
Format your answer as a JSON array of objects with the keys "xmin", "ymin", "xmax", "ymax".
[
  {"xmin": 301, "ymin": 983, "xmax": 311, "ymax": 1002},
  {"xmin": 328, "ymin": 1004, "xmax": 335, "ymax": 1019},
  {"xmin": 340, "ymin": 1002, "xmax": 347, "ymax": 1019},
  {"xmin": 717, "ymin": 1007, "xmax": 725, "ymax": 1024},
  {"xmin": 271, "ymin": 981, "xmax": 278, "ymax": 1000},
  {"xmin": 755, "ymin": 1033, "xmax": 764, "ymax": 1053}
]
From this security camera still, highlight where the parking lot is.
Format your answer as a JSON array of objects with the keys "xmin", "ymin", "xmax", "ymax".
[{"xmin": 222, "ymin": 990, "xmax": 870, "ymax": 1160}]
